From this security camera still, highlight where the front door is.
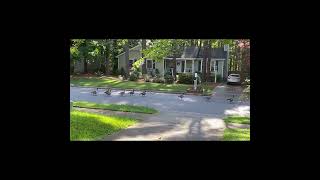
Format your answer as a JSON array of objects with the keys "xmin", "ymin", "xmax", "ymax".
[
  {"xmin": 181, "ymin": 61, "xmax": 185, "ymax": 73},
  {"xmin": 176, "ymin": 60, "xmax": 182, "ymax": 73}
]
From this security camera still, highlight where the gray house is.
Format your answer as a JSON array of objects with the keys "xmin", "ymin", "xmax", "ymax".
[{"xmin": 117, "ymin": 44, "xmax": 229, "ymax": 80}]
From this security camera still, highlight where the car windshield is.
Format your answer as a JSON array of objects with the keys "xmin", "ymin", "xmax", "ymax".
[{"xmin": 231, "ymin": 74, "xmax": 240, "ymax": 77}]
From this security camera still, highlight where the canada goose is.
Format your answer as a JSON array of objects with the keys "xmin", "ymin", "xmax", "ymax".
[
  {"xmin": 140, "ymin": 90, "xmax": 146, "ymax": 96},
  {"xmin": 104, "ymin": 88, "xmax": 111, "ymax": 95},
  {"xmin": 129, "ymin": 89, "xmax": 135, "ymax": 96},
  {"xmin": 119, "ymin": 90, "xmax": 125, "ymax": 96},
  {"xmin": 178, "ymin": 93, "xmax": 185, "ymax": 100},
  {"xmin": 91, "ymin": 88, "xmax": 98, "ymax": 96},
  {"xmin": 205, "ymin": 96, "xmax": 212, "ymax": 102},
  {"xmin": 226, "ymin": 95, "xmax": 235, "ymax": 103}
]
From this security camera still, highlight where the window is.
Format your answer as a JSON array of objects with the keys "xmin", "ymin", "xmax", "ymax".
[
  {"xmin": 211, "ymin": 61, "xmax": 218, "ymax": 72},
  {"xmin": 147, "ymin": 60, "xmax": 153, "ymax": 69},
  {"xmin": 129, "ymin": 59, "xmax": 134, "ymax": 69}
]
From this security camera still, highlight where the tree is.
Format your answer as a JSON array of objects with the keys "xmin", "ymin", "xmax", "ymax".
[
  {"xmin": 141, "ymin": 39, "xmax": 147, "ymax": 74},
  {"xmin": 124, "ymin": 39, "xmax": 129, "ymax": 75}
]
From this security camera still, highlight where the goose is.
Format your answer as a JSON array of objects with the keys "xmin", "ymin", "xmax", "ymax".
[
  {"xmin": 91, "ymin": 88, "xmax": 98, "ymax": 96},
  {"xmin": 140, "ymin": 90, "xmax": 146, "ymax": 96},
  {"xmin": 129, "ymin": 89, "xmax": 135, "ymax": 96},
  {"xmin": 119, "ymin": 90, "xmax": 125, "ymax": 96},
  {"xmin": 178, "ymin": 92, "xmax": 185, "ymax": 100}
]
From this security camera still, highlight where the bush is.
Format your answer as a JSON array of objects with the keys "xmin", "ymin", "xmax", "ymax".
[
  {"xmin": 119, "ymin": 67, "xmax": 127, "ymax": 78},
  {"xmin": 95, "ymin": 71, "xmax": 104, "ymax": 77},
  {"xmin": 129, "ymin": 71, "xmax": 139, "ymax": 81},
  {"xmin": 208, "ymin": 74, "xmax": 222, "ymax": 82},
  {"xmin": 199, "ymin": 82, "xmax": 210, "ymax": 95},
  {"xmin": 155, "ymin": 69, "xmax": 160, "ymax": 77},
  {"xmin": 164, "ymin": 71, "xmax": 174, "ymax": 84},
  {"xmin": 178, "ymin": 73, "xmax": 194, "ymax": 84},
  {"xmin": 152, "ymin": 78, "xmax": 164, "ymax": 83}
]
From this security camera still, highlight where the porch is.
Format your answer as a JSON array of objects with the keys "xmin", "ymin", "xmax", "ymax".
[{"xmin": 163, "ymin": 58, "xmax": 225, "ymax": 78}]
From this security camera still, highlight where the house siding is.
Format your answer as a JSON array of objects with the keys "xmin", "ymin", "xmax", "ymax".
[{"xmin": 155, "ymin": 60, "xmax": 164, "ymax": 76}]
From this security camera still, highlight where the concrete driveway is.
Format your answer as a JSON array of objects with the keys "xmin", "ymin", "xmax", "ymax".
[{"xmin": 70, "ymin": 84, "xmax": 250, "ymax": 141}]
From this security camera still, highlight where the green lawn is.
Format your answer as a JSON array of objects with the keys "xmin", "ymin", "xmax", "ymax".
[
  {"xmin": 223, "ymin": 116, "xmax": 250, "ymax": 141},
  {"xmin": 70, "ymin": 110, "xmax": 137, "ymax": 141},
  {"xmin": 73, "ymin": 101, "xmax": 158, "ymax": 114},
  {"xmin": 70, "ymin": 76, "xmax": 193, "ymax": 93},
  {"xmin": 223, "ymin": 128, "xmax": 250, "ymax": 141},
  {"xmin": 224, "ymin": 116, "xmax": 250, "ymax": 124}
]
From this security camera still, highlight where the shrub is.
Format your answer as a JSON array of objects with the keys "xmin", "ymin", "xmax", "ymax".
[
  {"xmin": 164, "ymin": 71, "xmax": 174, "ymax": 84},
  {"xmin": 208, "ymin": 74, "xmax": 222, "ymax": 82},
  {"xmin": 199, "ymin": 82, "xmax": 210, "ymax": 95},
  {"xmin": 155, "ymin": 69, "xmax": 160, "ymax": 77},
  {"xmin": 129, "ymin": 71, "xmax": 139, "ymax": 81},
  {"xmin": 178, "ymin": 73, "xmax": 194, "ymax": 84},
  {"xmin": 152, "ymin": 78, "xmax": 164, "ymax": 83},
  {"xmin": 119, "ymin": 67, "xmax": 127, "ymax": 78}
]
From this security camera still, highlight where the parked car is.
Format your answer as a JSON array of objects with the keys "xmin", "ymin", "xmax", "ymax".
[{"xmin": 227, "ymin": 74, "xmax": 240, "ymax": 84}]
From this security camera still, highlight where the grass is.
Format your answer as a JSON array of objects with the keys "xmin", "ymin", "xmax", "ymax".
[
  {"xmin": 73, "ymin": 101, "xmax": 158, "ymax": 114},
  {"xmin": 70, "ymin": 110, "xmax": 137, "ymax": 141},
  {"xmin": 224, "ymin": 116, "xmax": 250, "ymax": 124},
  {"xmin": 223, "ymin": 128, "xmax": 250, "ymax": 141},
  {"xmin": 70, "ymin": 76, "xmax": 195, "ymax": 93},
  {"xmin": 223, "ymin": 116, "xmax": 250, "ymax": 141}
]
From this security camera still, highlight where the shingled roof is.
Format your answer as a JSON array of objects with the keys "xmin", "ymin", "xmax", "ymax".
[{"xmin": 167, "ymin": 46, "xmax": 227, "ymax": 59}]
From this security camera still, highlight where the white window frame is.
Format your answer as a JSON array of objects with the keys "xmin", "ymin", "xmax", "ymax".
[{"xmin": 146, "ymin": 59, "xmax": 154, "ymax": 69}]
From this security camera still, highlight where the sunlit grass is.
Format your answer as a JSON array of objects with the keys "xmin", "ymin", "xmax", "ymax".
[
  {"xmin": 70, "ymin": 110, "xmax": 137, "ymax": 141},
  {"xmin": 73, "ymin": 101, "xmax": 158, "ymax": 114},
  {"xmin": 224, "ymin": 116, "xmax": 250, "ymax": 124},
  {"xmin": 70, "ymin": 76, "xmax": 192, "ymax": 93},
  {"xmin": 223, "ymin": 128, "xmax": 250, "ymax": 141}
]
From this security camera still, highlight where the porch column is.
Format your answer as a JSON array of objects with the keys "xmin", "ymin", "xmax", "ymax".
[
  {"xmin": 192, "ymin": 59, "xmax": 194, "ymax": 74},
  {"xmin": 184, "ymin": 59, "xmax": 186, "ymax": 73},
  {"xmin": 200, "ymin": 60, "xmax": 202, "ymax": 72},
  {"xmin": 222, "ymin": 62, "xmax": 224, "ymax": 80},
  {"xmin": 214, "ymin": 60, "xmax": 217, "ymax": 83}
]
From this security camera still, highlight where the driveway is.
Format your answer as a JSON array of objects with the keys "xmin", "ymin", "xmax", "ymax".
[{"xmin": 70, "ymin": 84, "xmax": 250, "ymax": 141}]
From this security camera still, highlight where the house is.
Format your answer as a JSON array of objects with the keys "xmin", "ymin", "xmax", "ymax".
[{"xmin": 117, "ymin": 44, "xmax": 229, "ymax": 81}]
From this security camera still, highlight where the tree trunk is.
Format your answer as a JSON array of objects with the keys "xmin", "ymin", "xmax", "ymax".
[
  {"xmin": 206, "ymin": 40, "xmax": 212, "ymax": 81},
  {"xmin": 84, "ymin": 59, "xmax": 88, "ymax": 74},
  {"xmin": 105, "ymin": 39, "xmax": 110, "ymax": 75},
  {"xmin": 202, "ymin": 40, "xmax": 208, "ymax": 82},
  {"xmin": 112, "ymin": 39, "xmax": 118, "ymax": 74},
  {"xmin": 124, "ymin": 40, "xmax": 130, "ymax": 76},
  {"xmin": 173, "ymin": 56, "xmax": 177, "ymax": 81},
  {"xmin": 141, "ymin": 39, "xmax": 147, "ymax": 74}
]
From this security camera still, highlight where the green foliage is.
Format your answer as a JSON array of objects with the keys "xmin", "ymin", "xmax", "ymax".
[
  {"xmin": 177, "ymin": 73, "xmax": 194, "ymax": 84},
  {"xmin": 152, "ymin": 77, "xmax": 164, "ymax": 83},
  {"xmin": 155, "ymin": 69, "xmax": 160, "ymax": 76},
  {"xmin": 199, "ymin": 82, "xmax": 210, "ymax": 95},
  {"xmin": 208, "ymin": 74, "xmax": 222, "ymax": 82},
  {"xmin": 164, "ymin": 71, "xmax": 174, "ymax": 84},
  {"xmin": 129, "ymin": 71, "xmax": 139, "ymax": 81},
  {"xmin": 119, "ymin": 67, "xmax": 126, "ymax": 77}
]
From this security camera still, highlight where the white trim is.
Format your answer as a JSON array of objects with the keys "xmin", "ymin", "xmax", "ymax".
[
  {"xmin": 222, "ymin": 62, "xmax": 224, "ymax": 79},
  {"xmin": 184, "ymin": 59, "xmax": 186, "ymax": 73},
  {"xmin": 214, "ymin": 60, "xmax": 217, "ymax": 83},
  {"xmin": 146, "ymin": 59, "xmax": 155, "ymax": 69},
  {"xmin": 192, "ymin": 60, "xmax": 194, "ymax": 74}
]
